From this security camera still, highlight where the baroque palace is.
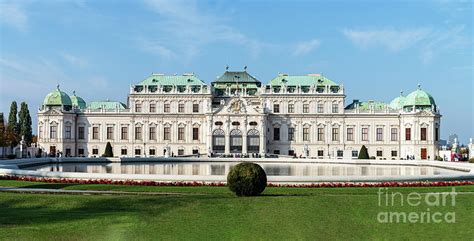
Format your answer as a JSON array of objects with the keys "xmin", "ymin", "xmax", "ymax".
[{"xmin": 37, "ymin": 69, "xmax": 441, "ymax": 160}]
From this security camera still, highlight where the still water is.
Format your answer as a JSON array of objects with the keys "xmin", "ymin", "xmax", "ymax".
[{"xmin": 22, "ymin": 162, "xmax": 466, "ymax": 177}]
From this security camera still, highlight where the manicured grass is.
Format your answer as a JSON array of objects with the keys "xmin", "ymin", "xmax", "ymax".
[{"xmin": 0, "ymin": 180, "xmax": 473, "ymax": 240}]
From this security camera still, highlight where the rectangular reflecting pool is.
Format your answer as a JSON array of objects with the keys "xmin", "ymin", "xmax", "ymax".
[{"xmin": 21, "ymin": 162, "xmax": 468, "ymax": 177}]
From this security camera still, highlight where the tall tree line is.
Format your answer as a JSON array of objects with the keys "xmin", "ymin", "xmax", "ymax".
[{"xmin": 1, "ymin": 101, "xmax": 33, "ymax": 147}]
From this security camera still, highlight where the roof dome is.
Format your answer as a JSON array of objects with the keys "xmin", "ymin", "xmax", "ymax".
[
  {"xmin": 43, "ymin": 85, "xmax": 72, "ymax": 107},
  {"xmin": 70, "ymin": 91, "xmax": 86, "ymax": 109},
  {"xmin": 403, "ymin": 85, "xmax": 436, "ymax": 108},
  {"xmin": 389, "ymin": 91, "xmax": 406, "ymax": 110}
]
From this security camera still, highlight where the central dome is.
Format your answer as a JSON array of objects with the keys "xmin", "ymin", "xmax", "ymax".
[{"xmin": 43, "ymin": 85, "xmax": 72, "ymax": 107}]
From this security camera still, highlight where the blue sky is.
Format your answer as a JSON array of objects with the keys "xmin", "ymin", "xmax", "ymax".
[{"xmin": 0, "ymin": 0, "xmax": 472, "ymax": 143}]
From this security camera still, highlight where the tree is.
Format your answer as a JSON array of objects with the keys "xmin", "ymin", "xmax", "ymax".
[
  {"xmin": 102, "ymin": 142, "xmax": 113, "ymax": 157},
  {"xmin": 0, "ymin": 113, "xmax": 5, "ymax": 147},
  {"xmin": 18, "ymin": 102, "xmax": 33, "ymax": 146},
  {"xmin": 6, "ymin": 101, "xmax": 19, "ymax": 147},
  {"xmin": 227, "ymin": 162, "xmax": 267, "ymax": 196},
  {"xmin": 358, "ymin": 145, "xmax": 369, "ymax": 159}
]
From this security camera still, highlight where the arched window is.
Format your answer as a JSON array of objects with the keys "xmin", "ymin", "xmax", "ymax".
[
  {"xmin": 212, "ymin": 129, "xmax": 225, "ymax": 153},
  {"xmin": 230, "ymin": 129, "xmax": 242, "ymax": 153},
  {"xmin": 247, "ymin": 129, "xmax": 260, "ymax": 153}
]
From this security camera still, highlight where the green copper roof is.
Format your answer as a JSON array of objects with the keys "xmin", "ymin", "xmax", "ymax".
[
  {"xmin": 213, "ymin": 71, "xmax": 261, "ymax": 84},
  {"xmin": 345, "ymin": 100, "xmax": 389, "ymax": 111},
  {"xmin": 212, "ymin": 82, "xmax": 260, "ymax": 89},
  {"xmin": 403, "ymin": 85, "xmax": 436, "ymax": 107},
  {"xmin": 70, "ymin": 91, "xmax": 87, "ymax": 109},
  {"xmin": 389, "ymin": 92, "xmax": 406, "ymax": 110},
  {"xmin": 268, "ymin": 74, "xmax": 338, "ymax": 86},
  {"xmin": 43, "ymin": 86, "xmax": 72, "ymax": 107},
  {"xmin": 138, "ymin": 74, "xmax": 206, "ymax": 86},
  {"xmin": 88, "ymin": 101, "xmax": 126, "ymax": 110}
]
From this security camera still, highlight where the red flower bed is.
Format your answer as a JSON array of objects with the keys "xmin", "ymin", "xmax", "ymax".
[{"xmin": 1, "ymin": 175, "xmax": 473, "ymax": 188}]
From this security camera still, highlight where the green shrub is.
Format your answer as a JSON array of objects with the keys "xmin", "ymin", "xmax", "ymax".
[
  {"xmin": 102, "ymin": 142, "xmax": 113, "ymax": 157},
  {"xmin": 227, "ymin": 162, "xmax": 267, "ymax": 196},
  {"xmin": 7, "ymin": 154, "xmax": 16, "ymax": 159},
  {"xmin": 358, "ymin": 145, "xmax": 369, "ymax": 159},
  {"xmin": 435, "ymin": 156, "xmax": 443, "ymax": 161},
  {"xmin": 369, "ymin": 156, "xmax": 376, "ymax": 160},
  {"xmin": 469, "ymin": 158, "xmax": 474, "ymax": 163}
]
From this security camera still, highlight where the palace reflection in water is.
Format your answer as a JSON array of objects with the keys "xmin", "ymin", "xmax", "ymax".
[{"xmin": 24, "ymin": 162, "xmax": 465, "ymax": 177}]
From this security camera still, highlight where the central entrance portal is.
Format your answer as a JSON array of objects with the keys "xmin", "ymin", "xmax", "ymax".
[{"xmin": 230, "ymin": 129, "xmax": 243, "ymax": 153}]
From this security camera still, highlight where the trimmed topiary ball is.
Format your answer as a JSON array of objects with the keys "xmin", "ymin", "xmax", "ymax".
[{"xmin": 227, "ymin": 162, "xmax": 267, "ymax": 196}]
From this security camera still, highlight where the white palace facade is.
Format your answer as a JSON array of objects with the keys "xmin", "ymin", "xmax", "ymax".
[{"xmin": 37, "ymin": 69, "xmax": 441, "ymax": 160}]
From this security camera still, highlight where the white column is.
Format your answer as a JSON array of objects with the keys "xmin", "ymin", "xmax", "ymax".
[
  {"xmin": 259, "ymin": 118, "xmax": 266, "ymax": 155},
  {"xmin": 242, "ymin": 120, "xmax": 248, "ymax": 154}
]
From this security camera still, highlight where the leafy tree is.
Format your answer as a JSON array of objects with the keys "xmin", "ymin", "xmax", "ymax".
[
  {"xmin": 7, "ymin": 101, "xmax": 19, "ymax": 147},
  {"xmin": 102, "ymin": 142, "xmax": 113, "ymax": 157},
  {"xmin": 18, "ymin": 102, "xmax": 33, "ymax": 146},
  {"xmin": 358, "ymin": 145, "xmax": 369, "ymax": 159},
  {"xmin": 227, "ymin": 162, "xmax": 267, "ymax": 196},
  {"xmin": 0, "ymin": 113, "xmax": 5, "ymax": 147}
]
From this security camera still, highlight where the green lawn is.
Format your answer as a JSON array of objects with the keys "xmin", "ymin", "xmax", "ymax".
[{"xmin": 0, "ymin": 180, "xmax": 473, "ymax": 240}]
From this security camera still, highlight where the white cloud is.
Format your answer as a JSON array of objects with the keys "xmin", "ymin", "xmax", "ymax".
[
  {"xmin": 61, "ymin": 53, "xmax": 88, "ymax": 68},
  {"xmin": 141, "ymin": 0, "xmax": 265, "ymax": 60},
  {"xmin": 342, "ymin": 28, "xmax": 431, "ymax": 52},
  {"xmin": 419, "ymin": 25, "xmax": 468, "ymax": 64},
  {"xmin": 137, "ymin": 39, "xmax": 176, "ymax": 59},
  {"xmin": 0, "ymin": 1, "xmax": 28, "ymax": 32},
  {"xmin": 293, "ymin": 39, "xmax": 321, "ymax": 56}
]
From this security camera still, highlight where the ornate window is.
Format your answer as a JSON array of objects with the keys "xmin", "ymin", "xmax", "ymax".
[
  {"xmin": 376, "ymin": 128, "xmax": 383, "ymax": 141},
  {"xmin": 164, "ymin": 127, "xmax": 171, "ymax": 141},
  {"xmin": 149, "ymin": 103, "xmax": 156, "ymax": 112},
  {"xmin": 92, "ymin": 126, "xmax": 99, "ymax": 140},
  {"xmin": 178, "ymin": 127, "xmax": 185, "ymax": 141},
  {"xmin": 149, "ymin": 127, "xmax": 156, "ymax": 140},
  {"xmin": 347, "ymin": 128, "xmax": 354, "ymax": 141},
  {"xmin": 288, "ymin": 104, "xmax": 294, "ymax": 113},
  {"xmin": 273, "ymin": 127, "xmax": 280, "ymax": 141},
  {"xmin": 193, "ymin": 127, "xmax": 199, "ymax": 140},
  {"xmin": 317, "ymin": 103, "xmax": 324, "ymax": 113},
  {"xmin": 303, "ymin": 127, "xmax": 309, "ymax": 141},
  {"xmin": 332, "ymin": 103, "xmax": 339, "ymax": 113},
  {"xmin": 288, "ymin": 127, "xmax": 295, "ymax": 141},
  {"xmin": 247, "ymin": 129, "xmax": 260, "ymax": 153},
  {"xmin": 317, "ymin": 127, "xmax": 324, "ymax": 141},
  {"xmin": 50, "ymin": 126, "xmax": 57, "ymax": 139},
  {"xmin": 65, "ymin": 126, "xmax": 72, "ymax": 139},
  {"xmin": 273, "ymin": 104, "xmax": 280, "ymax": 113},
  {"xmin": 135, "ymin": 102, "xmax": 142, "ymax": 112},
  {"xmin": 178, "ymin": 103, "xmax": 185, "ymax": 113},
  {"xmin": 121, "ymin": 126, "xmax": 128, "ymax": 140},
  {"xmin": 78, "ymin": 126, "xmax": 85, "ymax": 140},
  {"xmin": 405, "ymin": 128, "xmax": 411, "ymax": 141},
  {"xmin": 135, "ymin": 126, "xmax": 142, "ymax": 140},
  {"xmin": 303, "ymin": 104, "xmax": 309, "ymax": 113},
  {"xmin": 230, "ymin": 129, "xmax": 243, "ymax": 153},
  {"xmin": 107, "ymin": 127, "xmax": 114, "ymax": 140},
  {"xmin": 362, "ymin": 128, "xmax": 369, "ymax": 141},
  {"xmin": 332, "ymin": 127, "xmax": 339, "ymax": 141},
  {"xmin": 391, "ymin": 128, "xmax": 398, "ymax": 141},
  {"xmin": 193, "ymin": 103, "xmax": 199, "ymax": 113},
  {"xmin": 421, "ymin": 128, "xmax": 427, "ymax": 141},
  {"xmin": 212, "ymin": 129, "xmax": 225, "ymax": 153}
]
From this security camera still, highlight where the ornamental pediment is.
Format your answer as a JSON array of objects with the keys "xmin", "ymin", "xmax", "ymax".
[
  {"xmin": 43, "ymin": 109, "xmax": 62, "ymax": 115},
  {"xmin": 416, "ymin": 110, "xmax": 434, "ymax": 117},
  {"xmin": 214, "ymin": 97, "xmax": 264, "ymax": 115}
]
